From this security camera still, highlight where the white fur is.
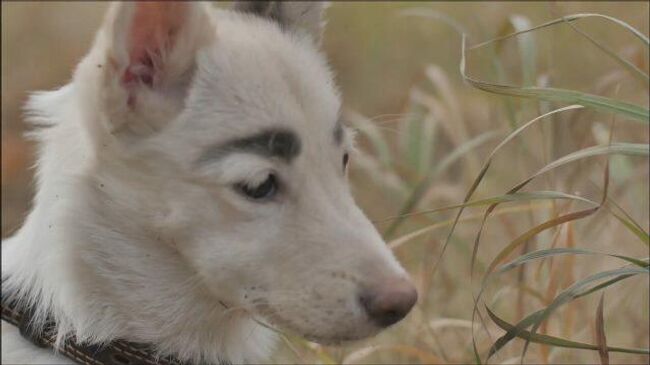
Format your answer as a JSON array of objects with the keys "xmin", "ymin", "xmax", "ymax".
[{"xmin": 2, "ymin": 3, "xmax": 412, "ymax": 364}]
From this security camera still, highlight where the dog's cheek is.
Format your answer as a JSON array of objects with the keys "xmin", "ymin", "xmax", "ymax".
[{"xmin": 149, "ymin": 183, "xmax": 215, "ymax": 242}]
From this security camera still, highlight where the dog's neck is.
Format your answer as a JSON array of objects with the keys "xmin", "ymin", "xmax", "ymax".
[{"xmin": 1, "ymin": 86, "xmax": 276, "ymax": 365}]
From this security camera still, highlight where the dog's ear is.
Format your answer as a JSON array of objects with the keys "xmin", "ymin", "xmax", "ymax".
[
  {"xmin": 98, "ymin": 2, "xmax": 215, "ymax": 139},
  {"xmin": 234, "ymin": 1, "xmax": 329, "ymax": 45}
]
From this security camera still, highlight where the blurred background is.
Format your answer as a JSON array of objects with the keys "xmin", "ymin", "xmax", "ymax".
[{"xmin": 2, "ymin": 2, "xmax": 649, "ymax": 364}]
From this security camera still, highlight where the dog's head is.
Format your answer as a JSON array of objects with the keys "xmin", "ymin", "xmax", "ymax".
[{"xmin": 77, "ymin": 1, "xmax": 416, "ymax": 344}]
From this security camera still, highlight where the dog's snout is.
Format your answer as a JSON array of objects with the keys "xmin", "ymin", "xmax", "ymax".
[{"xmin": 359, "ymin": 278, "xmax": 418, "ymax": 327}]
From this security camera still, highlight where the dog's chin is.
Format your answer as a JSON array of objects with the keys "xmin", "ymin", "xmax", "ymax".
[
  {"xmin": 302, "ymin": 333, "xmax": 371, "ymax": 346},
  {"xmin": 253, "ymin": 305, "xmax": 380, "ymax": 346},
  {"xmin": 297, "ymin": 325, "xmax": 381, "ymax": 346}
]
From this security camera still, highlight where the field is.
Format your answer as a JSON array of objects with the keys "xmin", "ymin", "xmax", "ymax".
[{"xmin": 2, "ymin": 2, "xmax": 648, "ymax": 364}]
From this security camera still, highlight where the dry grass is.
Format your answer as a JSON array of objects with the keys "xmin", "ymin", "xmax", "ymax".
[
  {"xmin": 2, "ymin": 2, "xmax": 649, "ymax": 364},
  {"xmin": 276, "ymin": 5, "xmax": 650, "ymax": 364}
]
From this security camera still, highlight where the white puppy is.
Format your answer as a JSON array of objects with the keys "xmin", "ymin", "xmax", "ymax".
[{"xmin": 1, "ymin": 2, "xmax": 417, "ymax": 364}]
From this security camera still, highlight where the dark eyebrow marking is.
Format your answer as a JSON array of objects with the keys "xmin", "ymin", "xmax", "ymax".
[
  {"xmin": 197, "ymin": 128, "xmax": 301, "ymax": 164},
  {"xmin": 333, "ymin": 121, "xmax": 344, "ymax": 145}
]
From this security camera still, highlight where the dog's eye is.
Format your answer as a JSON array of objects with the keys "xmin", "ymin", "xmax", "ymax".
[
  {"xmin": 237, "ymin": 174, "xmax": 278, "ymax": 201},
  {"xmin": 343, "ymin": 152, "xmax": 350, "ymax": 171}
]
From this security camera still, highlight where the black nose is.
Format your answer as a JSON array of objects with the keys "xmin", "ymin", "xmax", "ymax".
[{"xmin": 359, "ymin": 278, "xmax": 418, "ymax": 327}]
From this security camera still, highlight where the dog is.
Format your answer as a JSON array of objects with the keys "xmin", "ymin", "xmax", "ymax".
[{"xmin": 1, "ymin": 2, "xmax": 417, "ymax": 364}]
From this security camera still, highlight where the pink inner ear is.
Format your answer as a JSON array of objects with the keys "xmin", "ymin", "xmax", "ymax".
[{"xmin": 122, "ymin": 2, "xmax": 187, "ymax": 88}]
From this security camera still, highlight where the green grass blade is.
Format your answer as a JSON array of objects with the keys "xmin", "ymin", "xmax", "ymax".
[
  {"xmin": 487, "ymin": 267, "xmax": 648, "ymax": 359},
  {"xmin": 610, "ymin": 212, "xmax": 650, "ymax": 246},
  {"xmin": 486, "ymin": 306, "xmax": 650, "ymax": 357},
  {"xmin": 520, "ymin": 266, "xmax": 649, "ymax": 359},
  {"xmin": 529, "ymin": 143, "xmax": 648, "ymax": 179},
  {"xmin": 506, "ymin": 143, "xmax": 648, "ymax": 198},
  {"xmin": 605, "ymin": 197, "xmax": 650, "ymax": 246},
  {"xmin": 461, "ymin": 36, "xmax": 650, "ymax": 123},
  {"xmin": 496, "ymin": 247, "xmax": 649, "ymax": 274},
  {"xmin": 470, "ymin": 13, "xmax": 650, "ymax": 49}
]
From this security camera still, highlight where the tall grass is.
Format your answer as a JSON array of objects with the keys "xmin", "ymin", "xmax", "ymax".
[{"xmin": 274, "ymin": 8, "xmax": 649, "ymax": 365}]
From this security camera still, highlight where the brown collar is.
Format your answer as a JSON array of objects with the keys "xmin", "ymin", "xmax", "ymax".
[{"xmin": 1, "ymin": 288, "xmax": 228, "ymax": 365}]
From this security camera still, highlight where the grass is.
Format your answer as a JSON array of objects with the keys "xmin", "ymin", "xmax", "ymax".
[{"xmin": 272, "ymin": 6, "xmax": 650, "ymax": 365}]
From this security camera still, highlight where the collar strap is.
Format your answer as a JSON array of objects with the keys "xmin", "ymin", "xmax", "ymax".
[{"xmin": 1, "ymin": 290, "xmax": 205, "ymax": 365}]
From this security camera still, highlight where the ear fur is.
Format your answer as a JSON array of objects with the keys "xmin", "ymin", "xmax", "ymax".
[
  {"xmin": 234, "ymin": 1, "xmax": 329, "ymax": 45},
  {"xmin": 99, "ymin": 1, "xmax": 215, "ymax": 139}
]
